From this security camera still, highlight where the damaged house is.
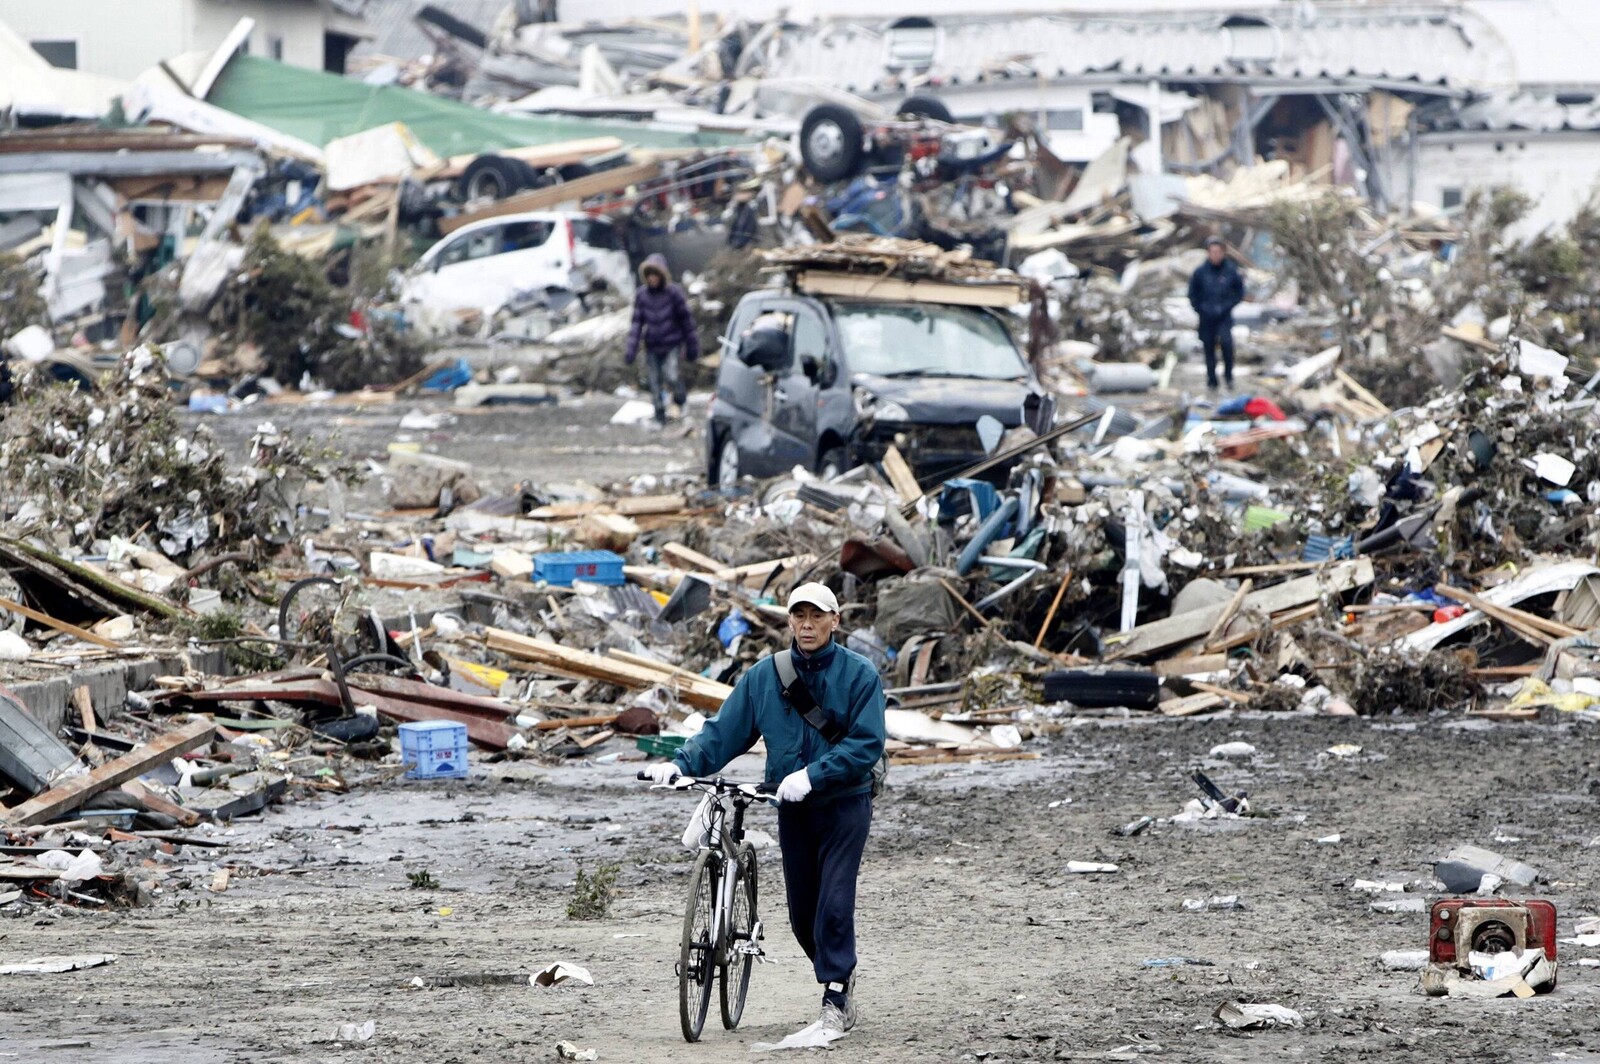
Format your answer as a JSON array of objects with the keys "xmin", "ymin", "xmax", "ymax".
[{"xmin": 756, "ymin": 0, "xmax": 1600, "ymax": 228}]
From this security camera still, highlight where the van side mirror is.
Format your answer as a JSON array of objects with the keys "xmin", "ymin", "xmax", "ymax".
[{"xmin": 738, "ymin": 327, "xmax": 791, "ymax": 372}]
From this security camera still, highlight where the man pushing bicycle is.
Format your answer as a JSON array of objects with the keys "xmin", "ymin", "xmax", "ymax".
[{"xmin": 645, "ymin": 582, "xmax": 887, "ymax": 1038}]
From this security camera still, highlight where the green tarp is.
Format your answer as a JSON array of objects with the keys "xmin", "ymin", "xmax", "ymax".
[{"xmin": 207, "ymin": 55, "xmax": 743, "ymax": 156}]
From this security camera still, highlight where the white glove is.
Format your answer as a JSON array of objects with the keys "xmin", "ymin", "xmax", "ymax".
[
  {"xmin": 646, "ymin": 762, "xmax": 681, "ymax": 785},
  {"xmin": 775, "ymin": 768, "xmax": 813, "ymax": 804}
]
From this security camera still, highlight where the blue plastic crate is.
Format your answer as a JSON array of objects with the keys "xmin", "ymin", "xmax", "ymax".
[
  {"xmin": 398, "ymin": 720, "xmax": 469, "ymax": 780},
  {"xmin": 532, "ymin": 550, "xmax": 626, "ymax": 587}
]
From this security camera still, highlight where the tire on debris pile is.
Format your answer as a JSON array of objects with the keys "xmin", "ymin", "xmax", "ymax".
[{"xmin": 799, "ymin": 104, "xmax": 865, "ymax": 183}]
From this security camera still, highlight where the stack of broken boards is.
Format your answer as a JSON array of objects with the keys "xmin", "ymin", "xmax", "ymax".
[{"xmin": 761, "ymin": 237, "xmax": 1028, "ymax": 309}]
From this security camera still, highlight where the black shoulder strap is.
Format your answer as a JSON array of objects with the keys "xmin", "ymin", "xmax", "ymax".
[{"xmin": 773, "ymin": 650, "xmax": 846, "ymax": 744}]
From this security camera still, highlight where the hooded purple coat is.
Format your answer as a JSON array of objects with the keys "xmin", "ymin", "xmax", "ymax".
[{"xmin": 625, "ymin": 254, "xmax": 700, "ymax": 364}]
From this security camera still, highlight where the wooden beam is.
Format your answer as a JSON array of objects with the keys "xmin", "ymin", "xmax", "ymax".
[
  {"xmin": 532, "ymin": 713, "xmax": 619, "ymax": 731},
  {"xmin": 0, "ymin": 595, "xmax": 120, "ymax": 650},
  {"xmin": 1433, "ymin": 584, "xmax": 1579, "ymax": 641},
  {"xmin": 1189, "ymin": 680, "xmax": 1252, "ymax": 705},
  {"xmin": 795, "ymin": 270, "xmax": 1026, "ymax": 309},
  {"xmin": 1200, "ymin": 579, "xmax": 1253, "ymax": 653},
  {"xmin": 3, "ymin": 720, "xmax": 215, "ymax": 827},
  {"xmin": 484, "ymin": 629, "xmax": 732, "ymax": 711},
  {"xmin": 70, "ymin": 685, "xmax": 97, "ymax": 732},
  {"xmin": 527, "ymin": 495, "xmax": 688, "ymax": 520},
  {"xmin": 661, "ymin": 543, "xmax": 723, "ymax": 572},
  {"xmin": 120, "ymin": 779, "xmax": 200, "ymax": 827},
  {"xmin": 1106, "ymin": 560, "xmax": 1374, "ymax": 660},
  {"xmin": 574, "ymin": 728, "xmax": 615, "ymax": 750},
  {"xmin": 880, "ymin": 445, "xmax": 923, "ymax": 503},
  {"xmin": 437, "ymin": 160, "xmax": 664, "ymax": 235},
  {"xmin": 1033, "ymin": 568, "xmax": 1073, "ymax": 650}
]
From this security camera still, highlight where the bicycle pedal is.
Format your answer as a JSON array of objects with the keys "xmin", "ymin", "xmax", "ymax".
[{"xmin": 752, "ymin": 919, "xmax": 765, "ymax": 942}]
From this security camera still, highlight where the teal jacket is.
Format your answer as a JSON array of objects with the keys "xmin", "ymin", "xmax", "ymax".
[{"xmin": 673, "ymin": 640, "xmax": 886, "ymax": 802}]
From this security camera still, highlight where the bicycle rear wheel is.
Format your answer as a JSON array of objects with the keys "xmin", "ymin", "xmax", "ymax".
[
  {"xmin": 720, "ymin": 843, "xmax": 759, "ymax": 1029},
  {"xmin": 679, "ymin": 850, "xmax": 716, "ymax": 1042}
]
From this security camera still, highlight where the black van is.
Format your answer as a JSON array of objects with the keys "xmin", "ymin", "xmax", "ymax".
[{"xmin": 706, "ymin": 290, "xmax": 1055, "ymax": 488}]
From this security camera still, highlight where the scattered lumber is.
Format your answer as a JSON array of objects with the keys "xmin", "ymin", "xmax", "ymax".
[
  {"xmin": 1107, "ymin": 560, "xmax": 1374, "ymax": 660},
  {"xmin": 484, "ymin": 629, "xmax": 732, "ymax": 711},
  {"xmin": 3, "ymin": 719, "xmax": 215, "ymax": 827}
]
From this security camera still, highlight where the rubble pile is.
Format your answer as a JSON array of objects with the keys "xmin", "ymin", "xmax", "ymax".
[{"xmin": 0, "ymin": 348, "xmax": 360, "ymax": 561}]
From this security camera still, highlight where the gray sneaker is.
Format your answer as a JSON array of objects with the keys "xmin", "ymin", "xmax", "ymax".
[{"xmin": 819, "ymin": 998, "xmax": 856, "ymax": 1035}]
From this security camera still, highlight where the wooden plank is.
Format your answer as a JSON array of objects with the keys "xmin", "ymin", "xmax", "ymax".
[
  {"xmin": 485, "ymin": 629, "xmax": 732, "ymax": 711},
  {"xmin": 1106, "ymin": 560, "xmax": 1374, "ymax": 660},
  {"xmin": 1201, "ymin": 579, "xmax": 1253, "ymax": 653},
  {"xmin": 661, "ymin": 543, "xmax": 723, "ymax": 572},
  {"xmin": 1190, "ymin": 681, "xmax": 1252, "ymax": 705},
  {"xmin": 527, "ymin": 495, "xmax": 688, "ymax": 520},
  {"xmin": 71, "ymin": 686, "xmax": 97, "ymax": 733},
  {"xmin": 430, "ymin": 136, "xmax": 625, "ymax": 179},
  {"xmin": 120, "ymin": 779, "xmax": 200, "ymax": 827},
  {"xmin": 1433, "ymin": 584, "xmax": 1579, "ymax": 641},
  {"xmin": 184, "ymin": 681, "xmax": 517, "ymax": 748},
  {"xmin": 531, "ymin": 713, "xmax": 619, "ymax": 732},
  {"xmin": 3, "ymin": 720, "xmax": 215, "ymax": 827},
  {"xmin": 1153, "ymin": 654, "xmax": 1230, "ymax": 677},
  {"xmin": 0, "ymin": 595, "xmax": 120, "ymax": 650},
  {"xmin": 438, "ymin": 160, "xmax": 664, "ymax": 234},
  {"xmin": 574, "ymin": 729, "xmax": 615, "ymax": 750},
  {"xmin": 1334, "ymin": 369, "xmax": 1392, "ymax": 415},
  {"xmin": 795, "ymin": 270, "xmax": 1026, "ymax": 308},
  {"xmin": 716, "ymin": 554, "xmax": 816, "ymax": 586},
  {"xmin": 880, "ymin": 445, "xmax": 923, "ymax": 502},
  {"xmin": 1033, "ymin": 567, "xmax": 1073, "ymax": 650},
  {"xmin": 1208, "ymin": 603, "xmax": 1321, "ymax": 652},
  {"xmin": 888, "ymin": 750, "xmax": 1040, "ymax": 765},
  {"xmin": 1160, "ymin": 693, "xmax": 1226, "ymax": 717}
]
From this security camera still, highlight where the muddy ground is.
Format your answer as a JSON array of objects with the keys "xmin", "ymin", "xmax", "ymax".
[
  {"xmin": 5, "ymin": 383, "xmax": 1589, "ymax": 1062},
  {"xmin": 3, "ymin": 716, "xmax": 1598, "ymax": 1063}
]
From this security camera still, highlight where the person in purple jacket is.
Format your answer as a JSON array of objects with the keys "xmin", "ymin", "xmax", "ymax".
[{"xmin": 625, "ymin": 254, "xmax": 700, "ymax": 424}]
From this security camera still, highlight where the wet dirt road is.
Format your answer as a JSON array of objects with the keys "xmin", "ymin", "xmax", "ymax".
[
  {"xmin": 4, "ymin": 714, "xmax": 1598, "ymax": 1063},
  {"xmin": 183, "ymin": 388, "xmax": 710, "ymax": 512}
]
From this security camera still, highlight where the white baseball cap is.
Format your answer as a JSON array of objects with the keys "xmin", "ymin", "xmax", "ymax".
[{"xmin": 786, "ymin": 582, "xmax": 839, "ymax": 614}]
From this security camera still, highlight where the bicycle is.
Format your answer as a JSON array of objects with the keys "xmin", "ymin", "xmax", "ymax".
[{"xmin": 638, "ymin": 771, "xmax": 772, "ymax": 1042}]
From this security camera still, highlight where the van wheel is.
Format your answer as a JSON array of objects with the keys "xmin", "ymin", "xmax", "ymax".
[
  {"xmin": 458, "ymin": 155, "xmax": 527, "ymax": 201},
  {"xmin": 715, "ymin": 437, "xmax": 741, "ymax": 490},
  {"xmin": 817, "ymin": 447, "xmax": 848, "ymax": 481},
  {"xmin": 800, "ymin": 105, "xmax": 864, "ymax": 183}
]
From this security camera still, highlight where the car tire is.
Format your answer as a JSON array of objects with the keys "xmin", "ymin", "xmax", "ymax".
[
  {"xmin": 817, "ymin": 447, "xmax": 848, "ymax": 481},
  {"xmin": 714, "ymin": 436, "xmax": 741, "ymax": 490},
  {"xmin": 896, "ymin": 94, "xmax": 954, "ymax": 123},
  {"xmin": 800, "ymin": 104, "xmax": 865, "ymax": 183},
  {"xmin": 457, "ymin": 155, "xmax": 527, "ymax": 202}
]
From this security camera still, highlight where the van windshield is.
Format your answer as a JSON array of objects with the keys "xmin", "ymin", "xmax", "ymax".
[{"xmin": 833, "ymin": 303, "xmax": 1028, "ymax": 380}]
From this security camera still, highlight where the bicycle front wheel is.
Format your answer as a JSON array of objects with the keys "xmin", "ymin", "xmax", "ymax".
[
  {"xmin": 720, "ymin": 843, "xmax": 759, "ymax": 1030},
  {"xmin": 679, "ymin": 850, "xmax": 716, "ymax": 1042}
]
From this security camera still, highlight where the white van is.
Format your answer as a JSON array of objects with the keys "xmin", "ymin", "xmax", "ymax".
[{"xmin": 400, "ymin": 211, "xmax": 633, "ymax": 330}]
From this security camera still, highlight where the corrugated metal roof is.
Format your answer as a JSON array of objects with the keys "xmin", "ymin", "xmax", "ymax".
[{"xmin": 763, "ymin": 6, "xmax": 1516, "ymax": 97}]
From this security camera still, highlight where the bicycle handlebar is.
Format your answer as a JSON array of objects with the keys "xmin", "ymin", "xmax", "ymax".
[{"xmin": 636, "ymin": 770, "xmax": 774, "ymax": 800}]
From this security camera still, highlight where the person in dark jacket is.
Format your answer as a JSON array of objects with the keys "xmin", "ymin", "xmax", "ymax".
[
  {"xmin": 1187, "ymin": 236, "xmax": 1245, "ymax": 391},
  {"xmin": 644, "ymin": 582, "xmax": 886, "ymax": 1039},
  {"xmin": 625, "ymin": 253, "xmax": 700, "ymax": 423}
]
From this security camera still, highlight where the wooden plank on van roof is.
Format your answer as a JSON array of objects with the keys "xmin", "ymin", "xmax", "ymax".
[
  {"xmin": 795, "ymin": 270, "xmax": 1026, "ymax": 308},
  {"xmin": 438, "ymin": 160, "xmax": 663, "ymax": 234}
]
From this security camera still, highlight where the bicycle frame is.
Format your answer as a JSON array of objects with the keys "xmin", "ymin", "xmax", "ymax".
[{"xmin": 697, "ymin": 784, "xmax": 761, "ymax": 966}]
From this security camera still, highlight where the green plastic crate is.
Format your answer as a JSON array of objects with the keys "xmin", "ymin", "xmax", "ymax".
[{"xmin": 635, "ymin": 734, "xmax": 688, "ymax": 757}]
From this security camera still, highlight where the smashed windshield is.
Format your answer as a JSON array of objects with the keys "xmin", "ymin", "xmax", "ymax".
[{"xmin": 833, "ymin": 303, "xmax": 1027, "ymax": 380}]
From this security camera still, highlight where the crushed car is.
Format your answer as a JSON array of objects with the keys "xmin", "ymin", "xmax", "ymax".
[
  {"xmin": 398, "ymin": 211, "xmax": 632, "ymax": 334},
  {"xmin": 708, "ymin": 269, "xmax": 1053, "ymax": 489}
]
